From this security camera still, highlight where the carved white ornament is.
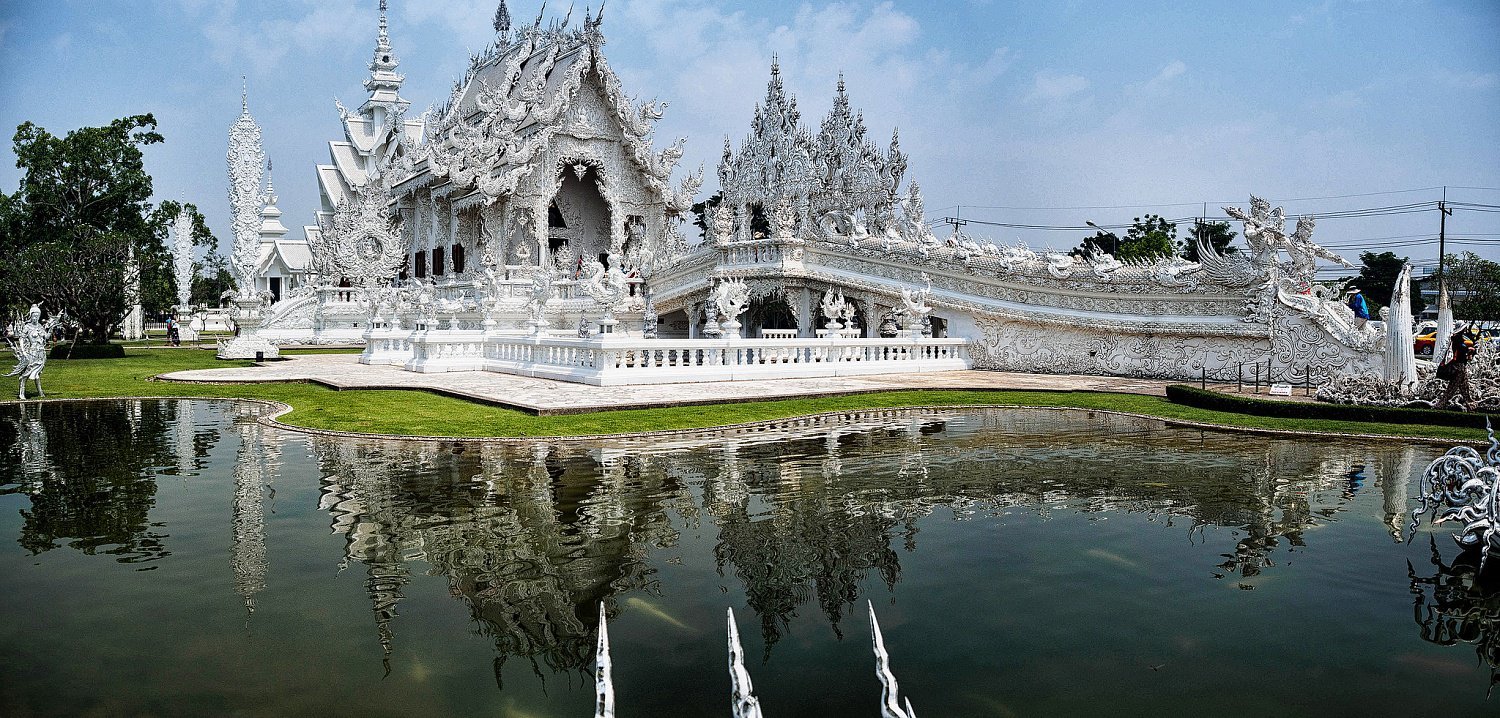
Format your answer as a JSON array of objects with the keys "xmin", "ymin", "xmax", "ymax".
[
  {"xmin": 171, "ymin": 209, "xmax": 195, "ymax": 308},
  {"xmin": 226, "ymin": 92, "xmax": 266, "ymax": 301}
]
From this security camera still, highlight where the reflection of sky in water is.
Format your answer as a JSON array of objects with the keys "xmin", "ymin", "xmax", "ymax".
[{"xmin": 0, "ymin": 399, "xmax": 1496, "ymax": 716}]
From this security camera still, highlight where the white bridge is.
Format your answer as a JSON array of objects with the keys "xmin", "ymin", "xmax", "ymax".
[{"xmin": 364, "ymin": 330, "xmax": 968, "ymax": 386}]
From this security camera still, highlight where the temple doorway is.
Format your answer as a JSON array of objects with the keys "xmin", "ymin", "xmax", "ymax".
[{"xmin": 547, "ymin": 165, "xmax": 611, "ymax": 270}]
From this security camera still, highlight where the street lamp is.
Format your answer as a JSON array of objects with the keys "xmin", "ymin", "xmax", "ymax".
[{"xmin": 1085, "ymin": 221, "xmax": 1120, "ymax": 256}]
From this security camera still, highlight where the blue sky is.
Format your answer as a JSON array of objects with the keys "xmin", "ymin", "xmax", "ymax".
[{"xmin": 1, "ymin": 0, "xmax": 1497, "ymax": 269}]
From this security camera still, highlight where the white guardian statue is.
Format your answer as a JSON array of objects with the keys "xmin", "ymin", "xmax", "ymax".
[{"xmin": 6, "ymin": 304, "xmax": 63, "ymax": 399}]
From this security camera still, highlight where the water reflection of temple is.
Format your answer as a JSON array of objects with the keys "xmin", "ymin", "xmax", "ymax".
[
  {"xmin": 301, "ymin": 408, "xmax": 1426, "ymax": 675},
  {"xmin": 313, "ymin": 440, "xmax": 690, "ymax": 680}
]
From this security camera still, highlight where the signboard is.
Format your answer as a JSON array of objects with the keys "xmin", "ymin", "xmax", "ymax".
[{"xmin": 1268, "ymin": 383, "xmax": 1293, "ymax": 396}]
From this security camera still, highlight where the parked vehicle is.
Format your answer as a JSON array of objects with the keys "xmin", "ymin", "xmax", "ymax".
[{"xmin": 1415, "ymin": 325, "xmax": 1495, "ymax": 357}]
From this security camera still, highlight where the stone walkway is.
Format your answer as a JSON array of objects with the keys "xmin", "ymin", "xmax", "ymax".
[{"xmin": 157, "ymin": 353, "xmax": 1193, "ymax": 415}]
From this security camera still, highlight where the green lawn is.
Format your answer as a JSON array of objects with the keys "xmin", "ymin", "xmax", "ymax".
[{"xmin": 1, "ymin": 346, "xmax": 1485, "ymax": 442}]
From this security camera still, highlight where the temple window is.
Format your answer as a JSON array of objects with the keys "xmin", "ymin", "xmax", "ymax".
[
  {"xmin": 451, "ymin": 244, "xmax": 465, "ymax": 274},
  {"xmin": 432, "ymin": 246, "xmax": 445, "ymax": 276}
]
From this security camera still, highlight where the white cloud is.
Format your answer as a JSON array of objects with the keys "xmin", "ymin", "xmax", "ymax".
[
  {"xmin": 1028, "ymin": 70, "xmax": 1089, "ymax": 102},
  {"xmin": 1435, "ymin": 69, "xmax": 1498, "ymax": 91},
  {"xmin": 190, "ymin": 0, "xmax": 370, "ymax": 76}
]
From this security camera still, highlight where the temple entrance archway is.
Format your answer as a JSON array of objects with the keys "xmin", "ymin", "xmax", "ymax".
[
  {"xmin": 746, "ymin": 294, "xmax": 797, "ymax": 337},
  {"xmin": 546, "ymin": 165, "xmax": 612, "ymax": 268}
]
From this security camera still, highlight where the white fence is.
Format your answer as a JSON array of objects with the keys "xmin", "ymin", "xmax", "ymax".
[{"xmin": 362, "ymin": 329, "xmax": 970, "ymax": 385}]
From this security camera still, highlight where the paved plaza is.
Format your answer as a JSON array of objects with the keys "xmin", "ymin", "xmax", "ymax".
[{"xmin": 158, "ymin": 353, "xmax": 1183, "ymax": 415}]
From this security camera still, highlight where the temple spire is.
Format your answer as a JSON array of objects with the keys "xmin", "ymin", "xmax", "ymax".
[
  {"xmin": 240, "ymin": 75, "xmax": 248, "ymax": 113},
  {"xmin": 493, "ymin": 0, "xmax": 511, "ymax": 34},
  {"xmin": 378, "ymin": 0, "xmax": 388, "ymax": 44},
  {"xmin": 361, "ymin": 0, "xmax": 409, "ymax": 117}
]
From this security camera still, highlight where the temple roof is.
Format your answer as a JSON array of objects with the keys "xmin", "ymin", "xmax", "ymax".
[{"xmin": 397, "ymin": 5, "xmax": 695, "ymax": 213}]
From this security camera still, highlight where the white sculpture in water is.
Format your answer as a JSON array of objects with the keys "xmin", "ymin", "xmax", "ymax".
[
  {"xmin": 1410, "ymin": 426, "xmax": 1500, "ymax": 573},
  {"xmin": 6, "ymin": 304, "xmax": 62, "ymax": 400},
  {"xmin": 591, "ymin": 600, "xmax": 915, "ymax": 717}
]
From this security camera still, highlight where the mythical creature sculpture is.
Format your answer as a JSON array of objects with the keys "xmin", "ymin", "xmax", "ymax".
[
  {"xmin": 820, "ymin": 290, "xmax": 850, "ymax": 331},
  {"xmin": 769, "ymin": 196, "xmax": 798, "ymax": 240},
  {"xmin": 1410, "ymin": 424, "xmax": 1500, "ymax": 573},
  {"xmin": 899, "ymin": 274, "xmax": 933, "ymax": 332},
  {"xmin": 6, "ymin": 304, "xmax": 63, "ymax": 400},
  {"xmin": 702, "ymin": 300, "xmax": 722, "ymax": 338},
  {"xmin": 526, "ymin": 264, "xmax": 556, "ymax": 335},
  {"xmin": 711, "ymin": 204, "xmax": 735, "ymax": 246},
  {"xmin": 712, "ymin": 279, "xmax": 751, "ymax": 336},
  {"xmin": 583, "ymin": 253, "xmax": 630, "ymax": 323}
]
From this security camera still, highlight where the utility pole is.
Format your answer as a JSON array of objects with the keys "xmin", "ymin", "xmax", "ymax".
[
  {"xmin": 1438, "ymin": 186, "xmax": 1452, "ymax": 297},
  {"xmin": 945, "ymin": 205, "xmax": 968, "ymax": 237}
]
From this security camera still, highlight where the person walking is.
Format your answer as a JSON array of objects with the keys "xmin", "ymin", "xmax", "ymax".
[
  {"xmin": 167, "ymin": 316, "xmax": 181, "ymax": 347},
  {"xmin": 1435, "ymin": 324, "xmax": 1475, "ymax": 410},
  {"xmin": 1347, "ymin": 287, "xmax": 1370, "ymax": 329}
]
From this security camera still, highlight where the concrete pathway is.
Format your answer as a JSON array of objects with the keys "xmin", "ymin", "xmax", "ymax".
[{"xmin": 157, "ymin": 354, "xmax": 1194, "ymax": 415}]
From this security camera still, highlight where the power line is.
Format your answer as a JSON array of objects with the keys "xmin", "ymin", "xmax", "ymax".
[{"xmin": 954, "ymin": 186, "xmax": 1452, "ymax": 211}]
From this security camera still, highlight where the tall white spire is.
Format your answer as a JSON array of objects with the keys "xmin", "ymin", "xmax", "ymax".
[
  {"xmin": 227, "ymin": 82, "xmax": 266, "ymax": 300},
  {"xmin": 361, "ymin": 0, "xmax": 408, "ymax": 116}
]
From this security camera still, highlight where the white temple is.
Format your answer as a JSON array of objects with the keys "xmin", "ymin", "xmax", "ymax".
[
  {"xmin": 232, "ymin": 1, "xmax": 1403, "ymax": 386},
  {"xmin": 251, "ymin": 170, "xmax": 311, "ymax": 302}
]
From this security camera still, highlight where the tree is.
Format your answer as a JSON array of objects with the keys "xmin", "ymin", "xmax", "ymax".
[
  {"xmin": 0, "ymin": 115, "xmax": 166, "ymax": 342},
  {"xmin": 689, "ymin": 191, "xmax": 769, "ymax": 241},
  {"xmin": 1354, "ymin": 251, "xmax": 1426, "ymax": 316},
  {"xmin": 1074, "ymin": 215, "xmax": 1177, "ymax": 262},
  {"xmin": 1071, "ymin": 228, "xmax": 1118, "ymax": 259},
  {"xmin": 1441, "ymin": 252, "xmax": 1500, "ymax": 322},
  {"xmin": 689, "ymin": 191, "xmax": 722, "ymax": 240},
  {"xmin": 192, "ymin": 248, "xmax": 235, "ymax": 307},
  {"xmin": 1179, "ymin": 219, "xmax": 1237, "ymax": 262},
  {"xmin": 1118, "ymin": 214, "xmax": 1177, "ymax": 263}
]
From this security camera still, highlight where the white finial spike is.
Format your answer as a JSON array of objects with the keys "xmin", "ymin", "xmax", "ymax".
[
  {"xmin": 870, "ymin": 601, "xmax": 916, "ymax": 718},
  {"xmin": 727, "ymin": 608, "xmax": 765, "ymax": 718},
  {"xmin": 241, "ymin": 76, "xmax": 248, "ymax": 113},
  {"xmin": 595, "ymin": 603, "xmax": 615, "ymax": 718}
]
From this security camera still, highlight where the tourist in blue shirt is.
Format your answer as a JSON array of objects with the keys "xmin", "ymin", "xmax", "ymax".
[{"xmin": 1347, "ymin": 287, "xmax": 1370, "ymax": 329}]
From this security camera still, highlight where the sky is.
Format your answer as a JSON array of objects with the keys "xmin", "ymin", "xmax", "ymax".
[{"xmin": 1, "ymin": 0, "xmax": 1497, "ymax": 273}]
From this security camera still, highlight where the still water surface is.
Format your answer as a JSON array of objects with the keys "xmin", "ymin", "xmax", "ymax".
[{"xmin": 2, "ymin": 399, "xmax": 1498, "ymax": 716}]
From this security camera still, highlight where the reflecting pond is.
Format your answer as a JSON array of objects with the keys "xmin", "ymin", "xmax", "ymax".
[{"xmin": 2, "ymin": 399, "xmax": 1498, "ymax": 716}]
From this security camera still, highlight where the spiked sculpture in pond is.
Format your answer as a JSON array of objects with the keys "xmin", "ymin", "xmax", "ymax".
[{"xmin": 1411, "ymin": 423, "xmax": 1500, "ymax": 572}]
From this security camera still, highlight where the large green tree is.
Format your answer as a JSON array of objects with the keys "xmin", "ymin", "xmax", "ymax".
[
  {"xmin": 1074, "ymin": 215, "xmax": 1178, "ymax": 262},
  {"xmin": 1179, "ymin": 219, "xmax": 1238, "ymax": 262},
  {"xmin": 1119, "ymin": 214, "xmax": 1178, "ymax": 263},
  {"xmin": 0, "ymin": 115, "xmax": 166, "ymax": 342},
  {"xmin": 1440, "ymin": 252, "xmax": 1500, "ymax": 322},
  {"xmin": 1353, "ymin": 251, "xmax": 1426, "ymax": 316}
]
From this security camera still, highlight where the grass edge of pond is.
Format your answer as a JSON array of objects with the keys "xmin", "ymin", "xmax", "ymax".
[{"xmin": 0, "ymin": 347, "xmax": 1486, "ymax": 442}]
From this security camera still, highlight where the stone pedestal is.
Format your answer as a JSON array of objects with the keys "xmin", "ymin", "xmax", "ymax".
[
  {"xmin": 216, "ymin": 298, "xmax": 281, "ymax": 359},
  {"xmin": 175, "ymin": 305, "xmax": 200, "ymax": 342}
]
